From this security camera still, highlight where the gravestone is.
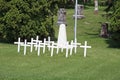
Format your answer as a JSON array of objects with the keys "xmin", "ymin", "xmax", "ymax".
[
  {"xmin": 57, "ymin": 24, "xmax": 67, "ymax": 48},
  {"xmin": 100, "ymin": 23, "xmax": 109, "ymax": 38},
  {"xmin": 94, "ymin": 0, "xmax": 98, "ymax": 14},
  {"xmin": 80, "ymin": 41, "xmax": 91, "ymax": 57},
  {"xmin": 57, "ymin": 8, "xmax": 66, "ymax": 25},
  {"xmin": 50, "ymin": 24, "xmax": 70, "ymax": 58},
  {"xmin": 73, "ymin": 4, "xmax": 85, "ymax": 19}
]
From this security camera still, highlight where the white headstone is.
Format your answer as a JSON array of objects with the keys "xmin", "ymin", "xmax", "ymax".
[
  {"xmin": 57, "ymin": 24, "xmax": 67, "ymax": 48},
  {"xmin": 49, "ymin": 24, "xmax": 73, "ymax": 58}
]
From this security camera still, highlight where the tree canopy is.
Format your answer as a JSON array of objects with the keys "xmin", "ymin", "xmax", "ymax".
[
  {"xmin": 105, "ymin": 0, "xmax": 120, "ymax": 40},
  {"xmin": 109, "ymin": 0, "xmax": 120, "ymax": 40},
  {"xmin": 0, "ymin": 0, "xmax": 60, "ymax": 42}
]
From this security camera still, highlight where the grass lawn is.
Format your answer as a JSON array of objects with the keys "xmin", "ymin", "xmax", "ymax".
[{"xmin": 0, "ymin": 6, "xmax": 120, "ymax": 80}]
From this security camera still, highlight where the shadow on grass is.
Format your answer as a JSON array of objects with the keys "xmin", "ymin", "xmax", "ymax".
[
  {"xmin": 84, "ymin": 32, "xmax": 99, "ymax": 38},
  {"xmin": 85, "ymin": 32, "xmax": 120, "ymax": 48},
  {"xmin": 0, "ymin": 38, "xmax": 13, "ymax": 44},
  {"xmin": 105, "ymin": 39, "xmax": 120, "ymax": 48},
  {"xmin": 85, "ymin": 32, "xmax": 98, "ymax": 36}
]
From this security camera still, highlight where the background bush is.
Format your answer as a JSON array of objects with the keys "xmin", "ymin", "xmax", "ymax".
[{"xmin": 0, "ymin": 0, "xmax": 60, "ymax": 42}]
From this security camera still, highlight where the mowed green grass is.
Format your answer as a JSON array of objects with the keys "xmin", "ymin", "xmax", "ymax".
[{"xmin": 0, "ymin": 6, "xmax": 120, "ymax": 80}]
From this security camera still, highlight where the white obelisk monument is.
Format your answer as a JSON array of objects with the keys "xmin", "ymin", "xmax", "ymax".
[{"xmin": 57, "ymin": 24, "xmax": 67, "ymax": 48}]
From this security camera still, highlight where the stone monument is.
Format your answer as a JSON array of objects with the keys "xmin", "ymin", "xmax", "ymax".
[
  {"xmin": 100, "ymin": 23, "xmax": 109, "ymax": 38},
  {"xmin": 57, "ymin": 8, "xmax": 66, "ymax": 25},
  {"xmin": 57, "ymin": 24, "xmax": 67, "ymax": 48},
  {"xmin": 94, "ymin": 0, "xmax": 98, "ymax": 14},
  {"xmin": 73, "ymin": 4, "xmax": 85, "ymax": 19}
]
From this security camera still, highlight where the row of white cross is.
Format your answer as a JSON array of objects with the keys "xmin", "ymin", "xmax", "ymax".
[{"xmin": 14, "ymin": 36, "xmax": 91, "ymax": 58}]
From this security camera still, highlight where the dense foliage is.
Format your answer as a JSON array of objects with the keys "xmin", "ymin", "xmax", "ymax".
[
  {"xmin": 105, "ymin": 0, "xmax": 120, "ymax": 40},
  {"xmin": 109, "ymin": 0, "xmax": 120, "ymax": 40},
  {"xmin": 58, "ymin": 0, "xmax": 93, "ymax": 8},
  {"xmin": 0, "ymin": 0, "xmax": 60, "ymax": 42}
]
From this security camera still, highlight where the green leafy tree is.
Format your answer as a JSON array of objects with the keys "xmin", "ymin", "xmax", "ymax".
[
  {"xmin": 109, "ymin": 0, "xmax": 120, "ymax": 40},
  {"xmin": 0, "ymin": 0, "xmax": 59, "ymax": 42}
]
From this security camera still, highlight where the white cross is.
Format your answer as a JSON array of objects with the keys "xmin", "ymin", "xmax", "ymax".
[
  {"xmin": 50, "ymin": 41, "xmax": 72, "ymax": 58},
  {"xmin": 28, "ymin": 38, "xmax": 34, "ymax": 52},
  {"xmin": 50, "ymin": 41, "xmax": 55, "ymax": 57},
  {"xmin": 37, "ymin": 41, "xmax": 41, "ymax": 56},
  {"xmin": 47, "ymin": 36, "xmax": 51, "ymax": 51},
  {"xmin": 72, "ymin": 39, "xmax": 81, "ymax": 54},
  {"xmin": 44, "ymin": 36, "xmax": 54, "ymax": 51},
  {"xmin": 37, "ymin": 40, "xmax": 46, "ymax": 56},
  {"xmin": 80, "ymin": 41, "xmax": 91, "ymax": 57},
  {"xmin": 20, "ymin": 39, "xmax": 30, "ymax": 55},
  {"xmin": 66, "ymin": 41, "xmax": 73, "ymax": 58},
  {"xmin": 23, "ymin": 39, "xmax": 27, "ymax": 55},
  {"xmin": 27, "ymin": 38, "xmax": 39, "ymax": 52},
  {"xmin": 35, "ymin": 36, "xmax": 39, "ymax": 51},
  {"xmin": 65, "ymin": 42, "xmax": 69, "ymax": 58},
  {"xmin": 14, "ymin": 37, "xmax": 24, "ymax": 53},
  {"xmin": 28, "ymin": 36, "xmax": 39, "ymax": 52}
]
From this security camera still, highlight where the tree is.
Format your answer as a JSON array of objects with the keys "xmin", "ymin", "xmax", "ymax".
[
  {"xmin": 104, "ymin": 0, "xmax": 114, "ymax": 12},
  {"xmin": 109, "ymin": 0, "xmax": 120, "ymax": 40},
  {"xmin": 0, "ymin": 0, "xmax": 59, "ymax": 42}
]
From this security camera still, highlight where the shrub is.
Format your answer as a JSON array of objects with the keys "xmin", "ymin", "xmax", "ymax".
[{"xmin": 0, "ymin": 0, "xmax": 59, "ymax": 42}]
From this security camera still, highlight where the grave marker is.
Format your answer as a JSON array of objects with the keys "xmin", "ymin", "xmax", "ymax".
[
  {"xmin": 28, "ymin": 38, "xmax": 34, "ymax": 52},
  {"xmin": 44, "ymin": 36, "xmax": 53, "ymax": 51},
  {"xmin": 70, "ymin": 39, "xmax": 81, "ymax": 55},
  {"xmin": 94, "ymin": 0, "xmax": 98, "ymax": 14},
  {"xmin": 49, "ymin": 24, "xmax": 74, "ymax": 58},
  {"xmin": 73, "ymin": 4, "xmax": 85, "ymax": 19},
  {"xmin": 28, "ymin": 36, "xmax": 40, "ymax": 52},
  {"xmin": 24, "ymin": 39, "xmax": 27, "ymax": 55},
  {"xmin": 57, "ymin": 24, "xmax": 67, "ymax": 48},
  {"xmin": 100, "ymin": 23, "xmax": 109, "ymax": 38},
  {"xmin": 35, "ymin": 36, "xmax": 39, "ymax": 50},
  {"xmin": 57, "ymin": 8, "xmax": 66, "ymax": 25},
  {"xmin": 37, "ymin": 39, "xmax": 47, "ymax": 56},
  {"xmin": 37, "ymin": 41, "xmax": 42, "ymax": 56},
  {"xmin": 48, "ymin": 36, "xmax": 51, "ymax": 51},
  {"xmin": 80, "ymin": 41, "xmax": 91, "ymax": 57},
  {"xmin": 14, "ymin": 37, "xmax": 24, "ymax": 53},
  {"xmin": 20, "ymin": 39, "xmax": 30, "ymax": 55}
]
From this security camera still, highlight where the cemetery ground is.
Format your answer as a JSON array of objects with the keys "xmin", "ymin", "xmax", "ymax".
[{"xmin": 0, "ymin": 6, "xmax": 120, "ymax": 80}]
